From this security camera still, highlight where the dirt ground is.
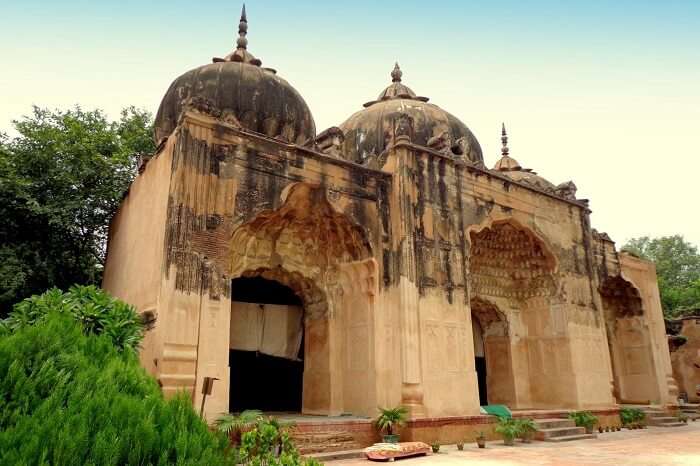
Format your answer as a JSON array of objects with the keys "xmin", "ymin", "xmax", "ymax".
[{"xmin": 327, "ymin": 422, "xmax": 700, "ymax": 466}]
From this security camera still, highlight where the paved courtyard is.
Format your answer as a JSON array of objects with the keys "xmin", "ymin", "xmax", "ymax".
[{"xmin": 327, "ymin": 422, "xmax": 700, "ymax": 466}]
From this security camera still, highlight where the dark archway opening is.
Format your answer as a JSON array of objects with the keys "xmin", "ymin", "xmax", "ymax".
[
  {"xmin": 472, "ymin": 317, "xmax": 488, "ymax": 406},
  {"xmin": 229, "ymin": 276, "xmax": 304, "ymax": 413}
]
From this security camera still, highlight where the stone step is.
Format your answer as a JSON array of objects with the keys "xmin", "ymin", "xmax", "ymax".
[
  {"xmin": 533, "ymin": 418, "xmax": 576, "ymax": 430},
  {"xmin": 544, "ymin": 433, "xmax": 597, "ymax": 443},
  {"xmin": 648, "ymin": 416, "xmax": 680, "ymax": 424},
  {"xmin": 307, "ymin": 449, "xmax": 365, "ymax": 461},
  {"xmin": 642, "ymin": 410, "xmax": 667, "ymax": 417},
  {"xmin": 651, "ymin": 422, "xmax": 686, "ymax": 428},
  {"xmin": 535, "ymin": 426, "xmax": 586, "ymax": 440}
]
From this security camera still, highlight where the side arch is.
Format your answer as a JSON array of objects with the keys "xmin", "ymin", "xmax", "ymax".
[{"xmin": 600, "ymin": 274, "xmax": 658, "ymax": 403}]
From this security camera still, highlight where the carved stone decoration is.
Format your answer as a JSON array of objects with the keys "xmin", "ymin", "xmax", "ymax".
[
  {"xmin": 469, "ymin": 221, "xmax": 557, "ymax": 301},
  {"xmin": 556, "ymin": 180, "xmax": 578, "ymax": 200},
  {"xmin": 452, "ymin": 136, "xmax": 471, "ymax": 158},
  {"xmin": 314, "ymin": 126, "xmax": 346, "ymax": 158},
  {"xmin": 394, "ymin": 113, "xmax": 413, "ymax": 143},
  {"xmin": 427, "ymin": 130, "xmax": 452, "ymax": 153}
]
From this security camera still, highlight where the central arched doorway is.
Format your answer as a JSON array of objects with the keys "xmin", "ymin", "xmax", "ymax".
[{"xmin": 229, "ymin": 275, "xmax": 305, "ymax": 413}]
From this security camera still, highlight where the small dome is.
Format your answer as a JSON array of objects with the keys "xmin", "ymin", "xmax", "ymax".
[
  {"xmin": 338, "ymin": 64, "xmax": 483, "ymax": 164},
  {"xmin": 493, "ymin": 124, "xmax": 556, "ymax": 191},
  {"xmin": 154, "ymin": 6, "xmax": 315, "ymax": 145}
]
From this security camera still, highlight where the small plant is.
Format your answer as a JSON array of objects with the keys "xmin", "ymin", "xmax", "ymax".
[
  {"xmin": 568, "ymin": 411, "xmax": 598, "ymax": 434},
  {"xmin": 216, "ymin": 410, "xmax": 263, "ymax": 445},
  {"xmin": 517, "ymin": 418, "xmax": 536, "ymax": 443},
  {"xmin": 494, "ymin": 416, "xmax": 522, "ymax": 446},
  {"xmin": 620, "ymin": 407, "xmax": 645, "ymax": 428},
  {"xmin": 475, "ymin": 431, "xmax": 486, "ymax": 449},
  {"xmin": 375, "ymin": 406, "xmax": 408, "ymax": 443},
  {"xmin": 431, "ymin": 442, "xmax": 440, "ymax": 453},
  {"xmin": 678, "ymin": 413, "xmax": 689, "ymax": 424},
  {"xmin": 456, "ymin": 441, "xmax": 464, "ymax": 450},
  {"xmin": 238, "ymin": 416, "xmax": 318, "ymax": 465}
]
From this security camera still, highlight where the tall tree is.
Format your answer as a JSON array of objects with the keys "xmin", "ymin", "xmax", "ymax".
[
  {"xmin": 623, "ymin": 235, "xmax": 700, "ymax": 317},
  {"xmin": 0, "ymin": 106, "xmax": 154, "ymax": 315}
]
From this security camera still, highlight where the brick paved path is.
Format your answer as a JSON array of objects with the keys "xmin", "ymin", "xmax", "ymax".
[{"xmin": 327, "ymin": 422, "xmax": 700, "ymax": 465}]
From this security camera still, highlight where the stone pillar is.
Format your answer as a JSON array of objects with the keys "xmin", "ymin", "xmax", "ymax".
[{"xmin": 392, "ymin": 143, "xmax": 426, "ymax": 417}]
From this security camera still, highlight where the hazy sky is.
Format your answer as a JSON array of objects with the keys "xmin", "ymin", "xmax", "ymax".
[{"xmin": 2, "ymin": 0, "xmax": 699, "ymax": 247}]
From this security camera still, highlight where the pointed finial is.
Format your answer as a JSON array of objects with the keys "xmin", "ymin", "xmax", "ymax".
[
  {"xmin": 237, "ymin": 4, "xmax": 248, "ymax": 50},
  {"xmin": 501, "ymin": 122, "xmax": 509, "ymax": 156},
  {"xmin": 391, "ymin": 62, "xmax": 402, "ymax": 83}
]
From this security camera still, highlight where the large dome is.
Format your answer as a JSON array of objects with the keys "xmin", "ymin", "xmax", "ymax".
[
  {"xmin": 339, "ymin": 64, "xmax": 483, "ymax": 164},
  {"xmin": 154, "ymin": 7, "xmax": 315, "ymax": 145}
]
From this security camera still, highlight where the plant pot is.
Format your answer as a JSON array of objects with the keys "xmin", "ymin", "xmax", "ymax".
[
  {"xmin": 456, "ymin": 443, "xmax": 464, "ymax": 451},
  {"xmin": 504, "ymin": 437, "xmax": 515, "ymax": 446},
  {"xmin": 476, "ymin": 438, "xmax": 486, "ymax": 449},
  {"xmin": 383, "ymin": 434, "xmax": 400, "ymax": 443},
  {"xmin": 431, "ymin": 444, "xmax": 440, "ymax": 453},
  {"xmin": 585, "ymin": 426, "xmax": 594, "ymax": 434}
]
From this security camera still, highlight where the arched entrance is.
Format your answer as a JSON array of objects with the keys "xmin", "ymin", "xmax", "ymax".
[
  {"xmin": 468, "ymin": 220, "xmax": 557, "ymax": 408},
  {"xmin": 601, "ymin": 275, "xmax": 659, "ymax": 404},
  {"xmin": 470, "ymin": 297, "xmax": 513, "ymax": 406},
  {"xmin": 229, "ymin": 275, "xmax": 305, "ymax": 412},
  {"xmin": 224, "ymin": 182, "xmax": 376, "ymax": 416}
]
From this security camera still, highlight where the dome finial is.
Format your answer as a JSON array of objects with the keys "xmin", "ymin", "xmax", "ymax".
[
  {"xmin": 501, "ymin": 122, "xmax": 509, "ymax": 156},
  {"xmin": 212, "ymin": 4, "xmax": 262, "ymax": 66},
  {"xmin": 237, "ymin": 4, "xmax": 248, "ymax": 50},
  {"xmin": 391, "ymin": 62, "xmax": 402, "ymax": 83}
]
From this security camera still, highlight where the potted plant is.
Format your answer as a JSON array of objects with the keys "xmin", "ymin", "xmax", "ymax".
[
  {"xmin": 495, "ymin": 416, "xmax": 522, "ymax": 446},
  {"xmin": 375, "ymin": 406, "xmax": 408, "ymax": 443},
  {"xmin": 598, "ymin": 426, "xmax": 604, "ymax": 433},
  {"xmin": 456, "ymin": 441, "xmax": 464, "ymax": 451},
  {"xmin": 517, "ymin": 418, "xmax": 536, "ymax": 443},
  {"xmin": 568, "ymin": 411, "xmax": 598, "ymax": 434},
  {"xmin": 476, "ymin": 432, "xmax": 486, "ymax": 449},
  {"xmin": 431, "ymin": 442, "xmax": 440, "ymax": 453}
]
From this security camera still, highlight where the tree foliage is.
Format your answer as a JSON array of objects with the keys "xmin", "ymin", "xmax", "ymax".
[
  {"xmin": 0, "ymin": 313, "xmax": 232, "ymax": 465},
  {"xmin": 623, "ymin": 235, "xmax": 700, "ymax": 318},
  {"xmin": 2, "ymin": 285, "xmax": 143, "ymax": 352},
  {"xmin": 0, "ymin": 106, "xmax": 154, "ymax": 316}
]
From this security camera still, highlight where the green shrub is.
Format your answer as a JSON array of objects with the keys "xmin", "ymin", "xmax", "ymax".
[
  {"xmin": 619, "ymin": 408, "xmax": 645, "ymax": 426},
  {"xmin": 568, "ymin": 411, "xmax": 598, "ymax": 429},
  {"xmin": 494, "ymin": 416, "xmax": 522, "ymax": 443},
  {"xmin": 238, "ymin": 417, "xmax": 321, "ymax": 465},
  {"xmin": 516, "ymin": 418, "xmax": 536, "ymax": 438},
  {"xmin": 2, "ymin": 285, "xmax": 143, "ymax": 351},
  {"xmin": 0, "ymin": 313, "xmax": 232, "ymax": 465}
]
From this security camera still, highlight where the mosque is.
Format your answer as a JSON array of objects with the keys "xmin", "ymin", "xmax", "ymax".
[{"xmin": 103, "ymin": 5, "xmax": 677, "ymax": 449}]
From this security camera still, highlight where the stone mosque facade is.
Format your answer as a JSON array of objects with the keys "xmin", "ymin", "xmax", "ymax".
[{"xmin": 103, "ymin": 7, "xmax": 677, "ymax": 423}]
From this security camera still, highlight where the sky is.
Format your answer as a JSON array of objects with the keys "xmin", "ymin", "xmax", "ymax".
[{"xmin": 1, "ymin": 0, "xmax": 699, "ymax": 247}]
